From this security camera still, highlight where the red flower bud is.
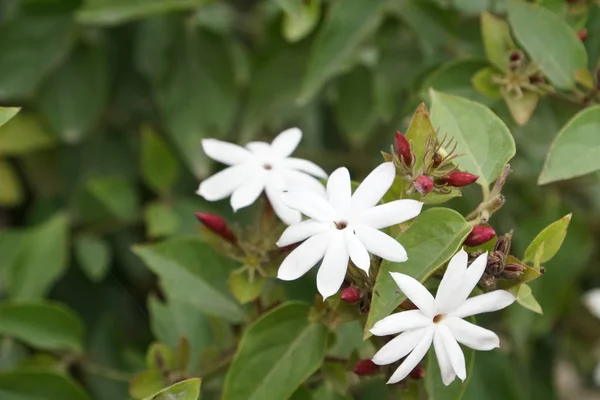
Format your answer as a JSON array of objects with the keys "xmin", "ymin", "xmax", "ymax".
[
  {"xmin": 195, "ymin": 212, "xmax": 237, "ymax": 244},
  {"xmin": 394, "ymin": 132, "xmax": 412, "ymax": 166},
  {"xmin": 440, "ymin": 171, "xmax": 479, "ymax": 187},
  {"xmin": 354, "ymin": 359, "xmax": 378, "ymax": 376},
  {"xmin": 414, "ymin": 175, "xmax": 434, "ymax": 195},
  {"xmin": 341, "ymin": 286, "xmax": 361, "ymax": 303},
  {"xmin": 464, "ymin": 225, "xmax": 496, "ymax": 247},
  {"xmin": 578, "ymin": 28, "xmax": 587, "ymax": 41},
  {"xmin": 409, "ymin": 365, "xmax": 425, "ymax": 380}
]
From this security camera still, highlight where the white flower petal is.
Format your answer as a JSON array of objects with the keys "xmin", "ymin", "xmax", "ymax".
[
  {"xmin": 357, "ymin": 199, "xmax": 423, "ymax": 230},
  {"xmin": 583, "ymin": 289, "xmax": 600, "ymax": 320},
  {"xmin": 437, "ymin": 324, "xmax": 466, "ymax": 381},
  {"xmin": 197, "ymin": 164, "xmax": 254, "ymax": 201},
  {"xmin": 370, "ymin": 310, "xmax": 432, "ymax": 336},
  {"xmin": 372, "ymin": 328, "xmax": 426, "ymax": 366},
  {"xmin": 317, "ymin": 231, "xmax": 349, "ymax": 299},
  {"xmin": 271, "ymin": 127, "xmax": 302, "ymax": 158},
  {"xmin": 351, "ymin": 162, "xmax": 395, "ymax": 211},
  {"xmin": 283, "ymin": 169, "xmax": 326, "ymax": 197},
  {"xmin": 452, "ymin": 252, "xmax": 488, "ymax": 306},
  {"xmin": 327, "ymin": 167, "xmax": 352, "ymax": 212},
  {"xmin": 444, "ymin": 316, "xmax": 500, "ymax": 351},
  {"xmin": 433, "ymin": 328, "xmax": 457, "ymax": 386},
  {"xmin": 246, "ymin": 141, "xmax": 272, "ymax": 159},
  {"xmin": 230, "ymin": 173, "xmax": 266, "ymax": 211},
  {"xmin": 343, "ymin": 229, "xmax": 370, "ymax": 274},
  {"xmin": 277, "ymin": 231, "xmax": 332, "ymax": 281},
  {"xmin": 450, "ymin": 290, "xmax": 515, "ymax": 319},
  {"xmin": 282, "ymin": 157, "xmax": 328, "ymax": 179},
  {"xmin": 389, "ymin": 272, "xmax": 435, "ymax": 317},
  {"xmin": 387, "ymin": 327, "xmax": 434, "ymax": 384},
  {"xmin": 282, "ymin": 189, "xmax": 335, "ymax": 222},
  {"xmin": 277, "ymin": 220, "xmax": 331, "ymax": 247},
  {"xmin": 354, "ymin": 225, "xmax": 407, "ymax": 262},
  {"xmin": 201, "ymin": 139, "xmax": 253, "ymax": 165},
  {"xmin": 435, "ymin": 249, "xmax": 468, "ymax": 314},
  {"xmin": 265, "ymin": 178, "xmax": 302, "ymax": 225}
]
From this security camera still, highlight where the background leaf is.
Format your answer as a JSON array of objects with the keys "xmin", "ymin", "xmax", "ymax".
[{"xmin": 523, "ymin": 213, "xmax": 571, "ymax": 263}]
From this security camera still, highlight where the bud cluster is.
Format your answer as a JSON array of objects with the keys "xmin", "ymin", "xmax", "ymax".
[
  {"xmin": 469, "ymin": 231, "xmax": 525, "ymax": 290},
  {"xmin": 492, "ymin": 50, "xmax": 552, "ymax": 99}
]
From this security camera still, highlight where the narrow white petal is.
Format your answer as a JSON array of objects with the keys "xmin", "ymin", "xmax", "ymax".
[
  {"xmin": 351, "ymin": 162, "xmax": 395, "ymax": 211},
  {"xmin": 201, "ymin": 139, "xmax": 253, "ymax": 165},
  {"xmin": 277, "ymin": 220, "xmax": 331, "ymax": 247},
  {"xmin": 265, "ymin": 178, "xmax": 302, "ymax": 225},
  {"xmin": 230, "ymin": 173, "xmax": 266, "ymax": 211},
  {"xmin": 387, "ymin": 327, "xmax": 434, "ymax": 384},
  {"xmin": 450, "ymin": 290, "xmax": 515, "ymax": 319},
  {"xmin": 433, "ymin": 328, "xmax": 457, "ymax": 386},
  {"xmin": 583, "ymin": 289, "xmax": 600, "ymax": 320},
  {"xmin": 277, "ymin": 231, "xmax": 331, "ymax": 281},
  {"xmin": 197, "ymin": 164, "xmax": 254, "ymax": 201},
  {"xmin": 271, "ymin": 127, "xmax": 302, "ymax": 158},
  {"xmin": 283, "ymin": 169, "xmax": 326, "ymax": 197},
  {"xmin": 282, "ymin": 189, "xmax": 335, "ymax": 222},
  {"xmin": 327, "ymin": 167, "xmax": 352, "ymax": 212},
  {"xmin": 356, "ymin": 199, "xmax": 423, "ymax": 230},
  {"xmin": 370, "ymin": 310, "xmax": 432, "ymax": 336},
  {"xmin": 437, "ymin": 324, "xmax": 466, "ymax": 381},
  {"xmin": 444, "ymin": 317, "xmax": 500, "ymax": 351},
  {"xmin": 452, "ymin": 252, "xmax": 488, "ymax": 306},
  {"xmin": 354, "ymin": 225, "xmax": 407, "ymax": 262},
  {"xmin": 389, "ymin": 272, "xmax": 435, "ymax": 317},
  {"xmin": 435, "ymin": 249, "xmax": 468, "ymax": 314},
  {"xmin": 343, "ymin": 229, "xmax": 370, "ymax": 274},
  {"xmin": 316, "ymin": 231, "xmax": 349, "ymax": 300},
  {"xmin": 246, "ymin": 141, "xmax": 272, "ymax": 159},
  {"xmin": 372, "ymin": 328, "xmax": 426, "ymax": 366},
  {"xmin": 282, "ymin": 157, "xmax": 328, "ymax": 179}
]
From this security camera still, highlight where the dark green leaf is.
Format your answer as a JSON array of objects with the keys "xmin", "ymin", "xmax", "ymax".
[
  {"xmin": 74, "ymin": 234, "xmax": 111, "ymax": 282},
  {"xmin": 84, "ymin": 176, "xmax": 139, "ymax": 223},
  {"xmin": 141, "ymin": 127, "xmax": 179, "ymax": 195},
  {"xmin": 0, "ymin": 370, "xmax": 90, "ymax": 400},
  {"xmin": 144, "ymin": 202, "xmax": 180, "ymax": 239}
]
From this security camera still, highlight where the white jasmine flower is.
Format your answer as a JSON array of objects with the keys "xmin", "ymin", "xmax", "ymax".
[
  {"xmin": 276, "ymin": 162, "xmax": 423, "ymax": 299},
  {"xmin": 197, "ymin": 128, "xmax": 327, "ymax": 225},
  {"xmin": 370, "ymin": 250, "xmax": 515, "ymax": 385}
]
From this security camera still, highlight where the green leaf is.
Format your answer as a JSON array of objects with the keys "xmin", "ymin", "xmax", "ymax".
[
  {"xmin": 511, "ymin": 284, "xmax": 543, "ymax": 314},
  {"xmin": 134, "ymin": 237, "xmax": 244, "ymax": 322},
  {"xmin": 507, "ymin": 0, "xmax": 587, "ymax": 89},
  {"xmin": 6, "ymin": 213, "xmax": 70, "ymax": 300},
  {"xmin": 38, "ymin": 44, "xmax": 107, "ymax": 143},
  {"xmin": 404, "ymin": 103, "xmax": 436, "ymax": 172},
  {"xmin": 84, "ymin": 176, "xmax": 139, "ymax": 223},
  {"xmin": 0, "ymin": 107, "xmax": 20, "ymax": 128},
  {"xmin": 74, "ymin": 234, "xmax": 111, "ymax": 282},
  {"xmin": 585, "ymin": 4, "xmax": 600, "ymax": 71},
  {"xmin": 539, "ymin": 105, "xmax": 600, "ymax": 184},
  {"xmin": 365, "ymin": 208, "xmax": 471, "ymax": 337},
  {"xmin": 141, "ymin": 378, "xmax": 201, "ymax": 400},
  {"xmin": 481, "ymin": 11, "xmax": 516, "ymax": 72},
  {"xmin": 0, "ymin": 15, "xmax": 74, "ymax": 100},
  {"xmin": 298, "ymin": 0, "xmax": 386, "ymax": 104},
  {"xmin": 223, "ymin": 302, "xmax": 328, "ymax": 400},
  {"xmin": 0, "ymin": 114, "xmax": 55, "ymax": 155},
  {"xmin": 0, "ymin": 301, "xmax": 84, "ymax": 353},
  {"xmin": 228, "ymin": 272, "xmax": 267, "ymax": 305},
  {"xmin": 429, "ymin": 90, "xmax": 516, "ymax": 187},
  {"xmin": 0, "ymin": 160, "xmax": 24, "ymax": 206},
  {"xmin": 503, "ymin": 91, "xmax": 539, "ymax": 127},
  {"xmin": 523, "ymin": 213, "xmax": 571, "ymax": 263},
  {"xmin": 141, "ymin": 127, "xmax": 179, "ymax": 195},
  {"xmin": 471, "ymin": 68, "xmax": 502, "ymax": 99},
  {"xmin": 144, "ymin": 202, "xmax": 180, "ymax": 239},
  {"xmin": 276, "ymin": 0, "xmax": 321, "ymax": 43},
  {"xmin": 0, "ymin": 370, "xmax": 90, "ymax": 400},
  {"xmin": 77, "ymin": 0, "xmax": 209, "ymax": 25}
]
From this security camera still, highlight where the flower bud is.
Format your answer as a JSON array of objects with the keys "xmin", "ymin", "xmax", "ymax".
[
  {"xmin": 501, "ymin": 263, "xmax": 524, "ymax": 280},
  {"xmin": 195, "ymin": 212, "xmax": 237, "ymax": 244},
  {"xmin": 394, "ymin": 132, "xmax": 412, "ymax": 166},
  {"xmin": 409, "ymin": 365, "xmax": 425, "ymax": 380},
  {"xmin": 432, "ymin": 152, "xmax": 443, "ymax": 168},
  {"xmin": 508, "ymin": 50, "xmax": 523, "ymax": 71},
  {"xmin": 414, "ymin": 175, "xmax": 434, "ymax": 195},
  {"xmin": 485, "ymin": 251, "xmax": 505, "ymax": 276},
  {"xmin": 440, "ymin": 171, "xmax": 479, "ymax": 187},
  {"xmin": 341, "ymin": 286, "xmax": 361, "ymax": 303},
  {"xmin": 354, "ymin": 359, "xmax": 378, "ymax": 376},
  {"xmin": 464, "ymin": 225, "xmax": 496, "ymax": 247},
  {"xmin": 495, "ymin": 231, "xmax": 513, "ymax": 255},
  {"xmin": 529, "ymin": 74, "xmax": 545, "ymax": 84},
  {"xmin": 578, "ymin": 28, "xmax": 588, "ymax": 41}
]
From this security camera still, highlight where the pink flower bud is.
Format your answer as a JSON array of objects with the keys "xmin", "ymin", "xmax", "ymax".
[
  {"xmin": 440, "ymin": 171, "xmax": 479, "ymax": 187},
  {"xmin": 195, "ymin": 212, "xmax": 237, "ymax": 244},
  {"xmin": 578, "ymin": 28, "xmax": 588, "ymax": 41},
  {"xmin": 340, "ymin": 286, "xmax": 361, "ymax": 303},
  {"xmin": 394, "ymin": 132, "xmax": 412, "ymax": 166},
  {"xmin": 414, "ymin": 175, "xmax": 434, "ymax": 195},
  {"xmin": 464, "ymin": 225, "xmax": 496, "ymax": 247},
  {"xmin": 354, "ymin": 359, "xmax": 378, "ymax": 376},
  {"xmin": 409, "ymin": 365, "xmax": 425, "ymax": 380}
]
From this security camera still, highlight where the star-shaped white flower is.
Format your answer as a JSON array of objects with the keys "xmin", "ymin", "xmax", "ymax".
[
  {"xmin": 370, "ymin": 250, "xmax": 516, "ymax": 385},
  {"xmin": 197, "ymin": 128, "xmax": 327, "ymax": 225},
  {"xmin": 583, "ymin": 289, "xmax": 600, "ymax": 386},
  {"xmin": 276, "ymin": 162, "xmax": 423, "ymax": 299}
]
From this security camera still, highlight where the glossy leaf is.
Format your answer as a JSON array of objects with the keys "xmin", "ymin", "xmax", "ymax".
[
  {"xmin": 77, "ymin": 0, "xmax": 208, "ymax": 25},
  {"xmin": 481, "ymin": 11, "xmax": 516, "ymax": 72},
  {"xmin": 0, "ymin": 114, "xmax": 55, "ymax": 155},
  {"xmin": 365, "ymin": 208, "xmax": 471, "ymax": 337},
  {"xmin": 430, "ymin": 90, "xmax": 516, "ymax": 187},
  {"xmin": 74, "ymin": 234, "xmax": 111, "ymax": 282},
  {"xmin": 511, "ymin": 284, "xmax": 543, "ymax": 314},
  {"xmin": 141, "ymin": 378, "xmax": 201, "ymax": 400},
  {"xmin": 523, "ymin": 213, "xmax": 571, "ymax": 264},
  {"xmin": 0, "ymin": 108, "xmax": 20, "ymax": 128},
  {"xmin": 223, "ymin": 302, "xmax": 328, "ymax": 400}
]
